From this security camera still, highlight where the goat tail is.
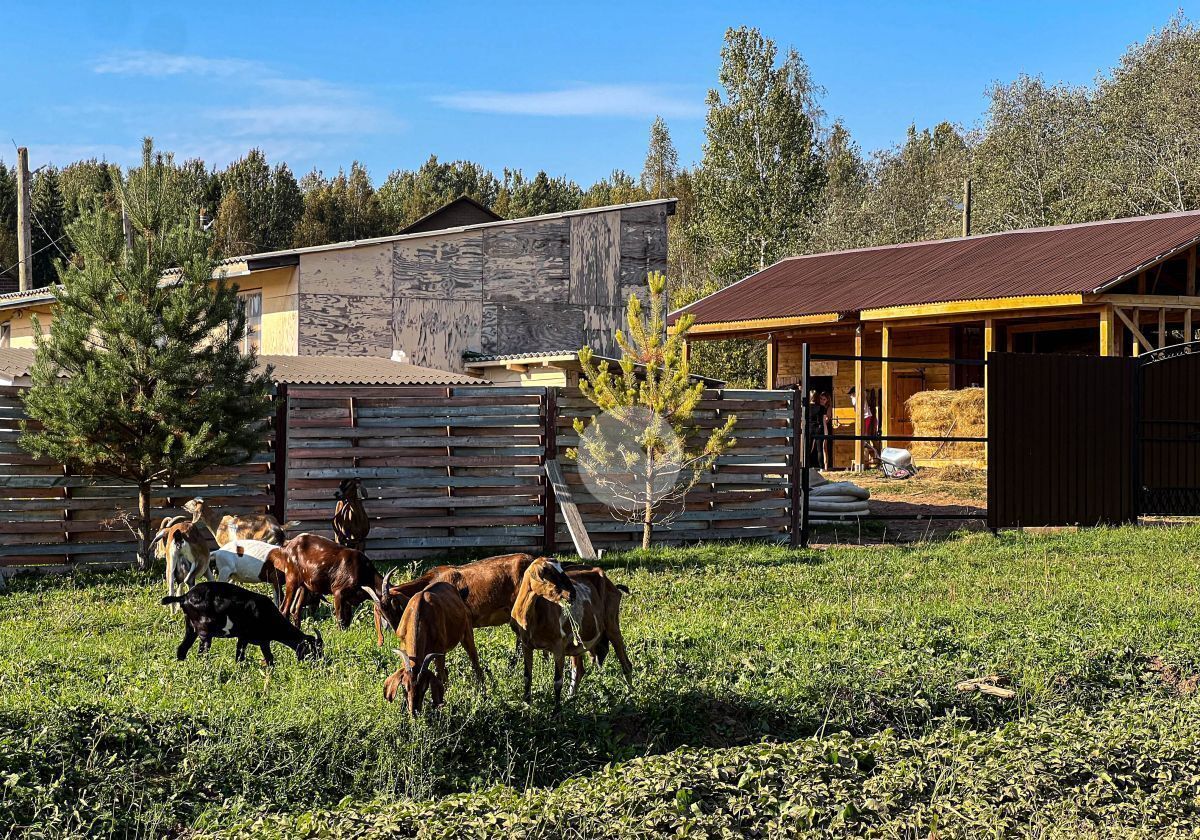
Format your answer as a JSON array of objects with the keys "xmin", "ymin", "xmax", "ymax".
[{"xmin": 161, "ymin": 595, "xmax": 185, "ymax": 606}]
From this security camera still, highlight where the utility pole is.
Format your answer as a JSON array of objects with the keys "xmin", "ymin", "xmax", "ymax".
[
  {"xmin": 16, "ymin": 147, "xmax": 32, "ymax": 291},
  {"xmin": 962, "ymin": 177, "xmax": 972, "ymax": 238}
]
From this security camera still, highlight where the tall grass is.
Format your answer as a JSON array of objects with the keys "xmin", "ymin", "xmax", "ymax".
[{"xmin": 2, "ymin": 525, "xmax": 1200, "ymax": 836}]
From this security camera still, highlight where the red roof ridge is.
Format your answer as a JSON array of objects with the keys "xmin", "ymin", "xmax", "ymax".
[{"xmin": 777, "ymin": 207, "xmax": 1200, "ymax": 265}]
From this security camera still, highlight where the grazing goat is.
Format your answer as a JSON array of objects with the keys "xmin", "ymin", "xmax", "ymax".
[
  {"xmin": 209, "ymin": 539, "xmax": 286, "ymax": 606},
  {"xmin": 278, "ymin": 533, "xmax": 381, "ymax": 629},
  {"xmin": 184, "ymin": 497, "xmax": 292, "ymax": 547},
  {"xmin": 163, "ymin": 581, "xmax": 322, "ymax": 665},
  {"xmin": 365, "ymin": 553, "xmax": 537, "ymax": 647},
  {"xmin": 511, "ymin": 558, "xmax": 633, "ymax": 709},
  {"xmin": 153, "ymin": 521, "xmax": 211, "ymax": 612},
  {"xmin": 332, "ymin": 478, "xmax": 370, "ymax": 550},
  {"xmin": 382, "ymin": 581, "xmax": 485, "ymax": 715}
]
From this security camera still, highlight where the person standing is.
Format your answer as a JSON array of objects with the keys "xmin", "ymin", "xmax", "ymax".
[{"xmin": 805, "ymin": 390, "xmax": 827, "ymax": 469}]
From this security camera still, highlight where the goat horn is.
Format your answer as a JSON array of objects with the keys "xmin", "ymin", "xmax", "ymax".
[{"xmin": 380, "ymin": 568, "xmax": 397, "ymax": 594}]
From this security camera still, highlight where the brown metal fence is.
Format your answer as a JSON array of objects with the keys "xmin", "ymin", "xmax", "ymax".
[{"xmin": 987, "ymin": 353, "xmax": 1136, "ymax": 528}]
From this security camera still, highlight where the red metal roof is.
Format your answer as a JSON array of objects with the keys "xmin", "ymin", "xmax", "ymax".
[{"xmin": 673, "ymin": 210, "xmax": 1200, "ymax": 325}]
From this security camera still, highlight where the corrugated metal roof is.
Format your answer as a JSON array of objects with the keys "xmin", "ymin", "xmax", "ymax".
[
  {"xmin": 0, "ymin": 348, "xmax": 487, "ymax": 386},
  {"xmin": 262, "ymin": 355, "xmax": 485, "ymax": 386},
  {"xmin": 672, "ymin": 210, "xmax": 1200, "ymax": 325}
]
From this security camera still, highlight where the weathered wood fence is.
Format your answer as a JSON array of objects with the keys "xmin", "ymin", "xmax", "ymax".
[
  {"xmin": 1, "ymin": 384, "xmax": 797, "ymax": 569},
  {"xmin": 0, "ymin": 385, "xmax": 276, "ymax": 569}
]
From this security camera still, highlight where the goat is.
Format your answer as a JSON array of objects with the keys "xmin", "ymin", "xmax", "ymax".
[
  {"xmin": 511, "ymin": 558, "xmax": 633, "ymax": 709},
  {"xmin": 278, "ymin": 533, "xmax": 381, "ymax": 629},
  {"xmin": 365, "ymin": 553, "xmax": 538, "ymax": 647},
  {"xmin": 382, "ymin": 581, "xmax": 485, "ymax": 715},
  {"xmin": 153, "ymin": 521, "xmax": 211, "ymax": 612},
  {"xmin": 332, "ymin": 478, "xmax": 370, "ymax": 550},
  {"xmin": 184, "ymin": 497, "xmax": 293, "ymax": 547},
  {"xmin": 208, "ymin": 539, "xmax": 286, "ymax": 606},
  {"xmin": 163, "ymin": 581, "xmax": 322, "ymax": 665}
]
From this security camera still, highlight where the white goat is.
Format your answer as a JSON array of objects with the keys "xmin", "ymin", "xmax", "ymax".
[{"xmin": 208, "ymin": 539, "xmax": 285, "ymax": 605}]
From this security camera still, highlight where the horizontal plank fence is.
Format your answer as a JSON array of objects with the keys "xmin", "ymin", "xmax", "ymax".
[
  {"xmin": 2, "ymin": 383, "xmax": 796, "ymax": 571},
  {"xmin": 0, "ymin": 385, "xmax": 276, "ymax": 569}
]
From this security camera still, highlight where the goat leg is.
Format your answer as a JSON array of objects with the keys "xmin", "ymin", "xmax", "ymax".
[
  {"xmin": 522, "ymin": 639, "xmax": 534, "ymax": 704},
  {"xmin": 235, "ymin": 639, "xmax": 249, "ymax": 662},
  {"xmin": 552, "ymin": 649, "xmax": 565, "ymax": 712},
  {"xmin": 461, "ymin": 627, "xmax": 487, "ymax": 696},
  {"xmin": 197, "ymin": 634, "xmax": 212, "ymax": 655},
  {"xmin": 259, "ymin": 643, "xmax": 274, "ymax": 667},
  {"xmin": 610, "ymin": 626, "xmax": 634, "ymax": 688},
  {"xmin": 569, "ymin": 655, "xmax": 586, "ymax": 698},
  {"xmin": 176, "ymin": 623, "xmax": 198, "ymax": 661}
]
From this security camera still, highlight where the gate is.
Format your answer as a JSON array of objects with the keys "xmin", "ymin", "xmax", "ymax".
[
  {"xmin": 988, "ymin": 343, "xmax": 1200, "ymax": 528},
  {"xmin": 1137, "ymin": 342, "xmax": 1200, "ymax": 516}
]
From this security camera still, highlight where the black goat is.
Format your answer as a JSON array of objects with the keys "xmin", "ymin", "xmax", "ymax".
[{"xmin": 162, "ymin": 581, "xmax": 323, "ymax": 665}]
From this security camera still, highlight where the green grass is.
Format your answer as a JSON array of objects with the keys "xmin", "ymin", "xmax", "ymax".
[{"xmin": 3, "ymin": 526, "xmax": 1200, "ymax": 837}]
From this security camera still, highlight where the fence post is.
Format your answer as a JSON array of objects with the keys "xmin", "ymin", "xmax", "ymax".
[
  {"xmin": 789, "ymin": 384, "xmax": 802, "ymax": 547},
  {"xmin": 542, "ymin": 386, "xmax": 558, "ymax": 555},
  {"xmin": 272, "ymin": 383, "xmax": 288, "ymax": 522},
  {"xmin": 798, "ymin": 343, "xmax": 812, "ymax": 548}
]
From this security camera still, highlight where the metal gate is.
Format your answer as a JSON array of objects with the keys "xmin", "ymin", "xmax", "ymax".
[{"xmin": 1137, "ymin": 342, "xmax": 1200, "ymax": 516}]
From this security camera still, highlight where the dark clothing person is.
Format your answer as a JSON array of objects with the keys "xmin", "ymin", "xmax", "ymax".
[{"xmin": 805, "ymin": 400, "xmax": 827, "ymax": 468}]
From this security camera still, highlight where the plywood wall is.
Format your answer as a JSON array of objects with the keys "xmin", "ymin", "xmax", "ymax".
[{"xmin": 295, "ymin": 204, "xmax": 670, "ymax": 370}]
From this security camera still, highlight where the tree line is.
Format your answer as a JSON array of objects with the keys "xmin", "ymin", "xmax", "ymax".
[{"xmin": 5, "ymin": 15, "xmax": 1200, "ymax": 385}]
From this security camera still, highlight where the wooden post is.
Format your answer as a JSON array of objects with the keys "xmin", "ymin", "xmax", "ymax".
[
  {"xmin": 681, "ymin": 339, "xmax": 690, "ymax": 368},
  {"xmin": 1131, "ymin": 308, "xmax": 1141, "ymax": 356},
  {"xmin": 1099, "ymin": 306, "xmax": 1115, "ymax": 357},
  {"xmin": 853, "ymin": 325, "xmax": 864, "ymax": 469},
  {"xmin": 880, "ymin": 325, "xmax": 891, "ymax": 444},
  {"xmin": 788, "ymin": 383, "xmax": 803, "ymax": 547},
  {"xmin": 15, "ymin": 147, "xmax": 32, "ymax": 292},
  {"xmin": 1188, "ymin": 246, "xmax": 1197, "ymax": 297},
  {"xmin": 542, "ymin": 386, "xmax": 558, "ymax": 554},
  {"xmin": 271, "ymin": 384, "xmax": 289, "ymax": 522},
  {"xmin": 1158, "ymin": 307, "xmax": 1167, "ymax": 349},
  {"xmin": 983, "ymin": 318, "xmax": 996, "ymax": 448},
  {"xmin": 765, "ymin": 335, "xmax": 776, "ymax": 389}
]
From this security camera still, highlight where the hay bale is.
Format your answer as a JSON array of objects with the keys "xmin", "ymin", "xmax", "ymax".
[{"xmin": 905, "ymin": 388, "xmax": 985, "ymax": 459}]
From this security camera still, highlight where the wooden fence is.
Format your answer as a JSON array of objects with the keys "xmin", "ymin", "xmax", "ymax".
[
  {"xmin": 0, "ymin": 385, "xmax": 276, "ymax": 569},
  {"xmin": 1, "ymin": 384, "xmax": 797, "ymax": 570},
  {"xmin": 281, "ymin": 386, "xmax": 796, "ymax": 559}
]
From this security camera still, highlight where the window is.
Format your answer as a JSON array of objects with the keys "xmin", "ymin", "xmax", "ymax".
[
  {"xmin": 0, "ymin": 322, "xmax": 9, "ymax": 349},
  {"xmin": 239, "ymin": 291, "xmax": 262, "ymax": 353}
]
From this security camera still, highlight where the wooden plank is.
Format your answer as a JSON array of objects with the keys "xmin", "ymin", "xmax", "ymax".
[
  {"xmin": 618, "ymin": 204, "xmax": 668, "ymax": 301},
  {"xmin": 482, "ymin": 219, "xmax": 570, "ymax": 303},
  {"xmin": 391, "ymin": 297, "xmax": 483, "ymax": 372},
  {"xmin": 860, "ymin": 294, "xmax": 1083, "ymax": 321},
  {"xmin": 392, "ymin": 232, "xmax": 483, "ymax": 299},
  {"xmin": 1115, "ymin": 307, "xmax": 1153, "ymax": 353},
  {"xmin": 1159, "ymin": 307, "xmax": 1167, "ymax": 349},
  {"xmin": 569, "ymin": 211, "xmax": 621, "ymax": 307},
  {"xmin": 544, "ymin": 459, "xmax": 596, "ymax": 560},
  {"xmin": 481, "ymin": 302, "xmax": 587, "ymax": 356}
]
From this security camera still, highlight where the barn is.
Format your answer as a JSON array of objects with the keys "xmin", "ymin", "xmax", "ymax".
[
  {"xmin": 0, "ymin": 197, "xmax": 674, "ymax": 373},
  {"xmin": 672, "ymin": 210, "xmax": 1200, "ymax": 468}
]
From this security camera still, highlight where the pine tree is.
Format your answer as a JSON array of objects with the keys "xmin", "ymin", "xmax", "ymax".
[
  {"xmin": 20, "ymin": 138, "xmax": 274, "ymax": 571},
  {"xmin": 570, "ymin": 272, "xmax": 736, "ymax": 549}
]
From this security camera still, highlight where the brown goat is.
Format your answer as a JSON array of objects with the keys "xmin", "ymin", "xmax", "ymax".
[
  {"xmin": 511, "ymin": 558, "xmax": 633, "ymax": 709},
  {"xmin": 367, "ymin": 553, "xmax": 537, "ymax": 647},
  {"xmin": 278, "ymin": 533, "xmax": 381, "ymax": 629},
  {"xmin": 331, "ymin": 478, "xmax": 370, "ymax": 550},
  {"xmin": 184, "ymin": 497, "xmax": 291, "ymax": 547},
  {"xmin": 382, "ymin": 581, "xmax": 485, "ymax": 715},
  {"xmin": 152, "ymin": 520, "xmax": 212, "ymax": 611}
]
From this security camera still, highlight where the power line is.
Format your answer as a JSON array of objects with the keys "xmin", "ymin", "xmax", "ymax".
[{"xmin": 0, "ymin": 231, "xmax": 70, "ymax": 283}]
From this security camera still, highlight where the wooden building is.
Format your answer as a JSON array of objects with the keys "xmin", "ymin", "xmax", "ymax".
[
  {"xmin": 462, "ymin": 349, "xmax": 724, "ymax": 389},
  {"xmin": 0, "ymin": 197, "xmax": 673, "ymax": 373},
  {"xmin": 671, "ymin": 210, "xmax": 1200, "ymax": 468}
]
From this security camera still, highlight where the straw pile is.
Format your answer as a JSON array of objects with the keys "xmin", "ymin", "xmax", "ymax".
[{"xmin": 905, "ymin": 387, "xmax": 985, "ymax": 459}]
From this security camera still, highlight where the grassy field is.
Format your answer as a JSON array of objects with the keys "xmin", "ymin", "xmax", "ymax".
[{"xmin": 2, "ymin": 526, "xmax": 1200, "ymax": 837}]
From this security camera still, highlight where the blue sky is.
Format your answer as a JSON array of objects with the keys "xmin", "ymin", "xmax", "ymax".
[{"xmin": 2, "ymin": 1, "xmax": 1189, "ymax": 185}]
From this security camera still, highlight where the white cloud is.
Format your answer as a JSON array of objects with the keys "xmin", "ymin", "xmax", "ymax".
[
  {"xmin": 434, "ymin": 83, "xmax": 704, "ymax": 119},
  {"xmin": 93, "ymin": 50, "xmax": 261, "ymax": 78},
  {"xmin": 82, "ymin": 49, "xmax": 403, "ymax": 167}
]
